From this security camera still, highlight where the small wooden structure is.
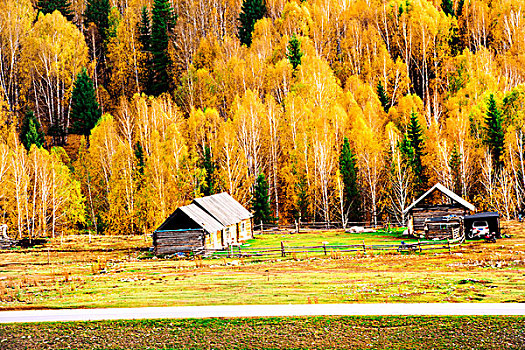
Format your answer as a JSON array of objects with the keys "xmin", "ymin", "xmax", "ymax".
[
  {"xmin": 464, "ymin": 212, "xmax": 501, "ymax": 238},
  {"xmin": 404, "ymin": 183, "xmax": 475, "ymax": 239},
  {"xmin": 153, "ymin": 192, "xmax": 253, "ymax": 255}
]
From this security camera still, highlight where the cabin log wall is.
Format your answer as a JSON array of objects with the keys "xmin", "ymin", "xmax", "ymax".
[
  {"xmin": 412, "ymin": 206, "xmax": 468, "ymax": 238},
  {"xmin": 154, "ymin": 230, "xmax": 205, "ymax": 255}
]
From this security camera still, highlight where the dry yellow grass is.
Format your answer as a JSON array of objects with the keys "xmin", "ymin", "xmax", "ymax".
[{"xmin": 0, "ymin": 221, "xmax": 524, "ymax": 309}]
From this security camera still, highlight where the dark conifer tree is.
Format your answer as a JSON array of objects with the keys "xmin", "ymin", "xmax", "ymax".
[
  {"xmin": 85, "ymin": 0, "xmax": 111, "ymax": 42},
  {"xmin": 441, "ymin": 0, "xmax": 455, "ymax": 17},
  {"xmin": 456, "ymin": 0, "xmax": 465, "ymax": 17},
  {"xmin": 138, "ymin": 7, "xmax": 151, "ymax": 51},
  {"xmin": 21, "ymin": 110, "xmax": 45, "ymax": 151},
  {"xmin": 339, "ymin": 137, "xmax": 361, "ymax": 223},
  {"xmin": 484, "ymin": 94, "xmax": 505, "ymax": 169},
  {"xmin": 238, "ymin": 0, "xmax": 266, "ymax": 47},
  {"xmin": 449, "ymin": 143, "xmax": 462, "ymax": 194},
  {"xmin": 134, "ymin": 142, "xmax": 145, "ymax": 176},
  {"xmin": 286, "ymin": 34, "xmax": 303, "ymax": 71},
  {"xmin": 149, "ymin": 0, "xmax": 176, "ymax": 95},
  {"xmin": 295, "ymin": 172, "xmax": 309, "ymax": 221},
  {"xmin": 201, "ymin": 145, "xmax": 216, "ymax": 196},
  {"xmin": 37, "ymin": 0, "xmax": 74, "ymax": 21},
  {"xmin": 252, "ymin": 173, "xmax": 273, "ymax": 224},
  {"xmin": 70, "ymin": 68, "xmax": 102, "ymax": 145},
  {"xmin": 377, "ymin": 81, "xmax": 390, "ymax": 113},
  {"xmin": 406, "ymin": 111, "xmax": 427, "ymax": 194}
]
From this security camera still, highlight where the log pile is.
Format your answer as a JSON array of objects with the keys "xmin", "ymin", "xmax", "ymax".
[
  {"xmin": 0, "ymin": 239, "xmax": 15, "ymax": 250},
  {"xmin": 153, "ymin": 230, "xmax": 205, "ymax": 255}
]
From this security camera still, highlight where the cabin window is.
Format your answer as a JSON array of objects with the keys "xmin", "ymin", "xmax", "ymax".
[{"xmin": 241, "ymin": 222, "xmax": 245, "ymax": 233}]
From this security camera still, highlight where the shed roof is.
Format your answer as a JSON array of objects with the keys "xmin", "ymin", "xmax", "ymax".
[
  {"xmin": 192, "ymin": 192, "xmax": 252, "ymax": 227},
  {"xmin": 464, "ymin": 212, "xmax": 499, "ymax": 220},
  {"xmin": 403, "ymin": 183, "xmax": 476, "ymax": 214}
]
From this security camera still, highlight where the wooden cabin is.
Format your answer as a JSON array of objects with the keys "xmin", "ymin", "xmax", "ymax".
[
  {"xmin": 153, "ymin": 192, "xmax": 253, "ymax": 255},
  {"xmin": 404, "ymin": 183, "xmax": 476, "ymax": 239}
]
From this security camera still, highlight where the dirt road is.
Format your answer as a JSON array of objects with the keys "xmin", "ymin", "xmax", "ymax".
[{"xmin": 1, "ymin": 303, "xmax": 524, "ymax": 323}]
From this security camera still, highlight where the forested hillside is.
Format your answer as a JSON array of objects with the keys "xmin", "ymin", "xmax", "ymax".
[{"xmin": 0, "ymin": 0, "xmax": 524, "ymax": 238}]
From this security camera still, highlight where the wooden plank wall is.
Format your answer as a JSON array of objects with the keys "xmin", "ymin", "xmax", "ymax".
[
  {"xmin": 153, "ymin": 230, "xmax": 205, "ymax": 255},
  {"xmin": 412, "ymin": 207, "xmax": 467, "ymax": 237}
]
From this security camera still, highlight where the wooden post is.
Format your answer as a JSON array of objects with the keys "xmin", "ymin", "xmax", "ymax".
[
  {"xmin": 447, "ymin": 239, "xmax": 451, "ymax": 254},
  {"xmin": 323, "ymin": 243, "xmax": 327, "ymax": 256},
  {"xmin": 295, "ymin": 220, "xmax": 298, "ymax": 234},
  {"xmin": 362, "ymin": 240, "xmax": 366, "ymax": 253},
  {"xmin": 238, "ymin": 245, "xmax": 242, "ymax": 258},
  {"xmin": 260, "ymin": 221, "xmax": 264, "ymax": 234},
  {"xmin": 418, "ymin": 239, "xmax": 422, "ymax": 254},
  {"xmin": 281, "ymin": 241, "xmax": 286, "ymax": 257}
]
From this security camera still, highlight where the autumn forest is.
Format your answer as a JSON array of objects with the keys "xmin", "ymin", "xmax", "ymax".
[{"xmin": 0, "ymin": 0, "xmax": 524, "ymax": 239}]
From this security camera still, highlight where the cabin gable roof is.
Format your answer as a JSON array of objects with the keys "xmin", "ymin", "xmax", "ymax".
[
  {"xmin": 403, "ymin": 183, "xmax": 476, "ymax": 214},
  {"xmin": 192, "ymin": 192, "xmax": 252, "ymax": 227},
  {"xmin": 157, "ymin": 204, "xmax": 225, "ymax": 234}
]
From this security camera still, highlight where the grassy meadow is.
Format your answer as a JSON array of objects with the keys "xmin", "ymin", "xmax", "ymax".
[{"xmin": 0, "ymin": 222, "xmax": 524, "ymax": 310}]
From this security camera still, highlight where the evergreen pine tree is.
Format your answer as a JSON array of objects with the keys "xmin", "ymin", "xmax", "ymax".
[
  {"xmin": 134, "ymin": 141, "xmax": 145, "ymax": 176},
  {"xmin": 339, "ymin": 137, "xmax": 361, "ymax": 223},
  {"xmin": 238, "ymin": 0, "xmax": 266, "ymax": 47},
  {"xmin": 37, "ymin": 0, "xmax": 74, "ymax": 21},
  {"xmin": 138, "ymin": 6, "xmax": 151, "ymax": 51},
  {"xmin": 295, "ymin": 172, "xmax": 309, "ymax": 221},
  {"xmin": 252, "ymin": 173, "xmax": 273, "ymax": 224},
  {"xmin": 449, "ymin": 143, "xmax": 462, "ymax": 194},
  {"xmin": 406, "ymin": 111, "xmax": 427, "ymax": 193},
  {"xmin": 377, "ymin": 81, "xmax": 390, "ymax": 113},
  {"xmin": 70, "ymin": 68, "xmax": 102, "ymax": 145},
  {"xmin": 441, "ymin": 0, "xmax": 455, "ymax": 17},
  {"xmin": 484, "ymin": 94, "xmax": 505, "ymax": 169},
  {"xmin": 201, "ymin": 145, "xmax": 216, "ymax": 196},
  {"xmin": 456, "ymin": 0, "xmax": 464, "ymax": 17},
  {"xmin": 21, "ymin": 110, "xmax": 45, "ymax": 151},
  {"xmin": 85, "ymin": 0, "xmax": 111, "ymax": 42},
  {"xmin": 149, "ymin": 0, "xmax": 176, "ymax": 95},
  {"xmin": 286, "ymin": 34, "xmax": 303, "ymax": 70}
]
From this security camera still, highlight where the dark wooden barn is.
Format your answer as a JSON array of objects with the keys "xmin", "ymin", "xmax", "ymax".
[
  {"xmin": 404, "ymin": 183, "xmax": 476, "ymax": 239},
  {"xmin": 153, "ymin": 192, "xmax": 253, "ymax": 255}
]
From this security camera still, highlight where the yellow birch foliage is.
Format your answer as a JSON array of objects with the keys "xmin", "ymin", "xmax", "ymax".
[{"xmin": 20, "ymin": 11, "xmax": 88, "ymax": 131}]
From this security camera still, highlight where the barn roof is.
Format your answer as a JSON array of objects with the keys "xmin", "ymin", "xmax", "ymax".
[
  {"xmin": 403, "ymin": 183, "xmax": 476, "ymax": 214},
  {"xmin": 156, "ymin": 204, "xmax": 226, "ymax": 234},
  {"xmin": 192, "ymin": 192, "xmax": 252, "ymax": 227},
  {"xmin": 179, "ymin": 204, "xmax": 226, "ymax": 234}
]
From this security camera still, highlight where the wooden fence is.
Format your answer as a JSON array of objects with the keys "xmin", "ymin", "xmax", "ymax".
[
  {"xmin": 253, "ymin": 220, "xmax": 402, "ymax": 234},
  {"xmin": 203, "ymin": 236, "xmax": 464, "ymax": 258}
]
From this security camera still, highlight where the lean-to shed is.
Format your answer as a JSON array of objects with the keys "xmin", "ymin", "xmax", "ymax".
[
  {"xmin": 464, "ymin": 212, "xmax": 501, "ymax": 239},
  {"xmin": 153, "ymin": 193, "xmax": 253, "ymax": 255},
  {"xmin": 404, "ymin": 183, "xmax": 476, "ymax": 239}
]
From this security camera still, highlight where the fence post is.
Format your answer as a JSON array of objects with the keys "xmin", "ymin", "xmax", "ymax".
[
  {"xmin": 447, "ymin": 239, "xmax": 451, "ymax": 254},
  {"xmin": 418, "ymin": 239, "xmax": 421, "ymax": 254},
  {"xmin": 323, "ymin": 243, "xmax": 327, "ymax": 256},
  {"xmin": 238, "ymin": 245, "xmax": 242, "ymax": 258},
  {"xmin": 260, "ymin": 221, "xmax": 264, "ymax": 234},
  {"xmin": 362, "ymin": 240, "xmax": 366, "ymax": 253},
  {"xmin": 281, "ymin": 241, "xmax": 286, "ymax": 257},
  {"xmin": 295, "ymin": 220, "xmax": 298, "ymax": 234}
]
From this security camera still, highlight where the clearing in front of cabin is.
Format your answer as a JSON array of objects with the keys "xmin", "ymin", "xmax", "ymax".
[{"xmin": 0, "ymin": 221, "xmax": 524, "ymax": 310}]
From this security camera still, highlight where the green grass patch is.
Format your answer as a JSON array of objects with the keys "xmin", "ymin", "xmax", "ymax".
[{"xmin": 1, "ymin": 316, "xmax": 523, "ymax": 349}]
